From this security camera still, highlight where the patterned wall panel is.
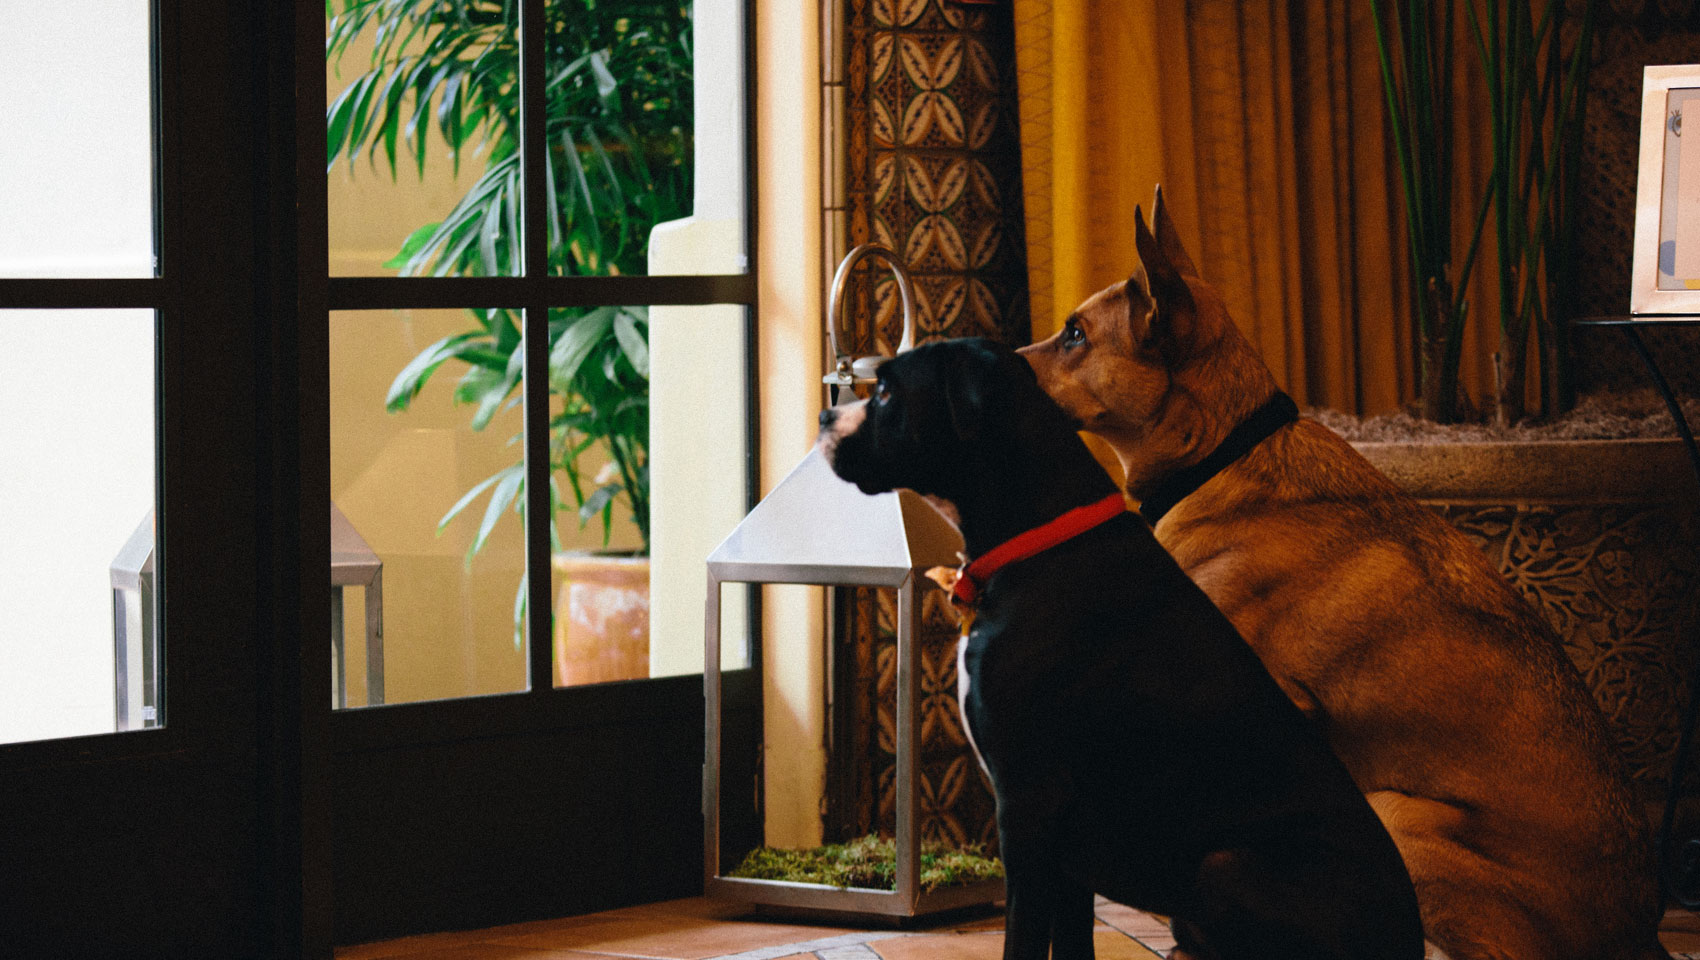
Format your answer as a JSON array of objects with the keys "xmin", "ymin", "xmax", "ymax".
[{"xmin": 835, "ymin": 0, "xmax": 1028, "ymax": 851}]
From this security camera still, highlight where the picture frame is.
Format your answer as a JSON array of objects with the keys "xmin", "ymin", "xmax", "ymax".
[{"xmin": 1631, "ymin": 64, "xmax": 1700, "ymax": 315}]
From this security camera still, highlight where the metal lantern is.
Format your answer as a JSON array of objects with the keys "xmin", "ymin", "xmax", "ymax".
[
  {"xmin": 702, "ymin": 246, "xmax": 1005, "ymax": 921},
  {"xmin": 330, "ymin": 502, "xmax": 384, "ymax": 708},
  {"xmin": 110, "ymin": 504, "xmax": 385, "ymax": 722},
  {"xmin": 111, "ymin": 513, "xmax": 158, "ymax": 732}
]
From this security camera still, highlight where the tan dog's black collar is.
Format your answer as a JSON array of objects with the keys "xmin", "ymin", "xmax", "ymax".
[{"xmin": 1138, "ymin": 391, "xmax": 1298, "ymax": 526}]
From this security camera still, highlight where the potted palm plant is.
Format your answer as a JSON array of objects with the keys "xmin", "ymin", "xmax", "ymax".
[
  {"xmin": 1367, "ymin": 0, "xmax": 1700, "ymax": 834},
  {"xmin": 327, "ymin": 0, "xmax": 691, "ymax": 684}
]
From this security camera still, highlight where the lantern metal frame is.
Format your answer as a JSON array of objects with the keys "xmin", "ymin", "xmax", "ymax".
[
  {"xmin": 111, "ymin": 504, "xmax": 385, "ymax": 722},
  {"xmin": 330, "ymin": 502, "xmax": 384, "ymax": 708},
  {"xmin": 701, "ymin": 449, "xmax": 1004, "ymax": 922},
  {"xmin": 111, "ymin": 514, "xmax": 159, "ymax": 732}
]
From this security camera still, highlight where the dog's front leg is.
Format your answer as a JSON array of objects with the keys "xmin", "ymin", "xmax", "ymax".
[
  {"xmin": 997, "ymin": 813, "xmax": 1093, "ymax": 960},
  {"xmin": 1049, "ymin": 874, "xmax": 1096, "ymax": 960},
  {"xmin": 998, "ymin": 839, "xmax": 1057, "ymax": 960}
]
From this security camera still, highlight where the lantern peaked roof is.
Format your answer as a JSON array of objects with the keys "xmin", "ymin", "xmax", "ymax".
[
  {"xmin": 707, "ymin": 446, "xmax": 964, "ymax": 587},
  {"xmin": 110, "ymin": 511, "xmax": 155, "ymax": 590},
  {"xmin": 331, "ymin": 502, "xmax": 380, "ymax": 586}
]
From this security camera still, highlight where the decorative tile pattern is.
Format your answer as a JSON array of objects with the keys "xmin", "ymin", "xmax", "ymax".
[
  {"xmin": 843, "ymin": 0, "xmax": 1028, "ymax": 355},
  {"xmin": 837, "ymin": 0, "xmax": 1028, "ymax": 852}
]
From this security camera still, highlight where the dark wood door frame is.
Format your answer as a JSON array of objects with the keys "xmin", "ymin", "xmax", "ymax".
[
  {"xmin": 0, "ymin": 2, "xmax": 320, "ymax": 957},
  {"xmin": 0, "ymin": 2, "xmax": 761, "ymax": 955}
]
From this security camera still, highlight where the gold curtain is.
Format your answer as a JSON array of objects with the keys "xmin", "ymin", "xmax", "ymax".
[{"xmin": 1014, "ymin": 0, "xmax": 1499, "ymax": 415}]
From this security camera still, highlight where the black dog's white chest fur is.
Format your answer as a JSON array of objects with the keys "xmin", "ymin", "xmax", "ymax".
[{"xmin": 956, "ymin": 633, "xmax": 989, "ymax": 779}]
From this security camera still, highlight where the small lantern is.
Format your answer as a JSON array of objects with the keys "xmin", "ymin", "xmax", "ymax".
[
  {"xmin": 110, "ymin": 513, "xmax": 158, "ymax": 732},
  {"xmin": 702, "ymin": 245, "xmax": 1004, "ymax": 921},
  {"xmin": 110, "ymin": 504, "xmax": 385, "ymax": 723},
  {"xmin": 330, "ymin": 503, "xmax": 384, "ymax": 708}
]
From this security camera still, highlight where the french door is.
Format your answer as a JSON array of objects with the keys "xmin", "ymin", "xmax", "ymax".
[
  {"xmin": 0, "ymin": 1, "xmax": 761, "ymax": 955},
  {"xmin": 0, "ymin": 2, "xmax": 311, "ymax": 956}
]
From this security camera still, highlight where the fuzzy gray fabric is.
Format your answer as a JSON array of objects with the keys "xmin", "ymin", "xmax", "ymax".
[{"xmin": 1311, "ymin": 390, "xmax": 1700, "ymax": 444}]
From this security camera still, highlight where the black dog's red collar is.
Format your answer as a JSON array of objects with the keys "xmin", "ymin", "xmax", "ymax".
[{"xmin": 950, "ymin": 492, "xmax": 1127, "ymax": 609}]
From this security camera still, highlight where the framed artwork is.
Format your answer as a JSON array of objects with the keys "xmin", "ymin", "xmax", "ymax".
[{"xmin": 1632, "ymin": 65, "xmax": 1700, "ymax": 314}]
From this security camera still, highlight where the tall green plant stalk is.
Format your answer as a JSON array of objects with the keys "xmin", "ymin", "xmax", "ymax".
[
  {"xmin": 1371, "ymin": 0, "xmax": 1492, "ymax": 424},
  {"xmin": 1467, "ymin": 0, "xmax": 1596, "ymax": 426}
]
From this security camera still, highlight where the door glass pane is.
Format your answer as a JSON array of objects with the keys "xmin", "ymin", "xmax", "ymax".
[
  {"xmin": 326, "ymin": 1, "xmax": 747, "ymax": 279},
  {"xmin": 330, "ymin": 309, "xmax": 530, "ymax": 707},
  {"xmin": 326, "ymin": 3, "xmax": 518, "ymax": 277},
  {"xmin": 0, "ymin": 310, "xmax": 157, "ymax": 745},
  {"xmin": 552, "ymin": 303, "xmax": 749, "ymax": 687},
  {"xmin": 0, "ymin": 2, "xmax": 155, "ymax": 278},
  {"xmin": 548, "ymin": 0, "xmax": 747, "ymax": 277}
]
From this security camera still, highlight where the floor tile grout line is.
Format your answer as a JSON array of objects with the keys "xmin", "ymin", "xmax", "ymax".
[
  {"xmin": 813, "ymin": 943, "xmax": 889, "ymax": 960},
  {"xmin": 1093, "ymin": 908, "xmax": 1176, "ymax": 955},
  {"xmin": 702, "ymin": 930, "xmax": 912, "ymax": 960},
  {"xmin": 694, "ymin": 911, "xmax": 1162, "ymax": 960}
]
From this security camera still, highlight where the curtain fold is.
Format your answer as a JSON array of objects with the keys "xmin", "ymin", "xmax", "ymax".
[{"xmin": 1014, "ymin": 0, "xmax": 1499, "ymax": 415}]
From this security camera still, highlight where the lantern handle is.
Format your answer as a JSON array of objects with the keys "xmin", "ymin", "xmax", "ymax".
[{"xmin": 824, "ymin": 243, "xmax": 918, "ymax": 386}]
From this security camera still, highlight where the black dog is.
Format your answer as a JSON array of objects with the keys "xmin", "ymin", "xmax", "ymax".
[{"xmin": 819, "ymin": 339, "xmax": 1422, "ymax": 960}]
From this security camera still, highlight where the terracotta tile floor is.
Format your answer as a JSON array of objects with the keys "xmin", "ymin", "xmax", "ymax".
[{"xmin": 337, "ymin": 896, "xmax": 1700, "ymax": 960}]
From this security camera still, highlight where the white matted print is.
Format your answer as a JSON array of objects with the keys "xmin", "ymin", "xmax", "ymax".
[{"xmin": 1632, "ymin": 66, "xmax": 1700, "ymax": 313}]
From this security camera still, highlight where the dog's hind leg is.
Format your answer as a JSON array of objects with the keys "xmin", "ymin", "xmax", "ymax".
[
  {"xmin": 1369, "ymin": 792, "xmax": 1664, "ymax": 960},
  {"xmin": 1187, "ymin": 847, "xmax": 1423, "ymax": 960},
  {"xmin": 1169, "ymin": 918, "xmax": 1225, "ymax": 960}
]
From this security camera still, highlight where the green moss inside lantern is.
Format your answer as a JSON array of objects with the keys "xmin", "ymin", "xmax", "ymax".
[{"xmin": 728, "ymin": 835, "xmax": 1004, "ymax": 892}]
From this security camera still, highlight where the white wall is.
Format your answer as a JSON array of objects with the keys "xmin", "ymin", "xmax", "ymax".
[
  {"xmin": 646, "ymin": 0, "xmax": 751, "ymax": 679},
  {"xmin": 754, "ymin": 0, "xmax": 827, "ymax": 849}
]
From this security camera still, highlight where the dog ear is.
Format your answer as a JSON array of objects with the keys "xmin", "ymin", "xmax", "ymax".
[
  {"xmin": 1151, "ymin": 185, "xmax": 1200, "ymax": 280},
  {"xmin": 942, "ymin": 350, "xmax": 987, "ymax": 447},
  {"xmin": 1130, "ymin": 203, "xmax": 1196, "ymax": 358},
  {"xmin": 941, "ymin": 341, "xmax": 1025, "ymax": 448}
]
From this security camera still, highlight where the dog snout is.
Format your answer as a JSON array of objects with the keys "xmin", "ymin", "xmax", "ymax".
[
  {"xmin": 816, "ymin": 399, "xmax": 868, "ymax": 464},
  {"xmin": 826, "ymin": 400, "xmax": 866, "ymax": 438}
]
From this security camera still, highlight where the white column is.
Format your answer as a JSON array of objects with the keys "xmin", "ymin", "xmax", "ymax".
[{"xmin": 647, "ymin": 0, "xmax": 750, "ymax": 678}]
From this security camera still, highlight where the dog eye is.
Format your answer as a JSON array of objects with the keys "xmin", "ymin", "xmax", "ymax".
[
  {"xmin": 1062, "ymin": 321, "xmax": 1086, "ymax": 348},
  {"xmin": 875, "ymin": 381, "xmax": 891, "ymax": 405}
]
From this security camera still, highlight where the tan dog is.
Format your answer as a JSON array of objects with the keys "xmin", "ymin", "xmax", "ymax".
[{"xmin": 1019, "ymin": 189, "xmax": 1668, "ymax": 960}]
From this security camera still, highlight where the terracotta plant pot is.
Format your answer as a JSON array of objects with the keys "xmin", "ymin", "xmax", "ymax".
[
  {"xmin": 552, "ymin": 552, "xmax": 650, "ymax": 687},
  {"xmin": 1353, "ymin": 438, "xmax": 1700, "ymax": 833}
]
